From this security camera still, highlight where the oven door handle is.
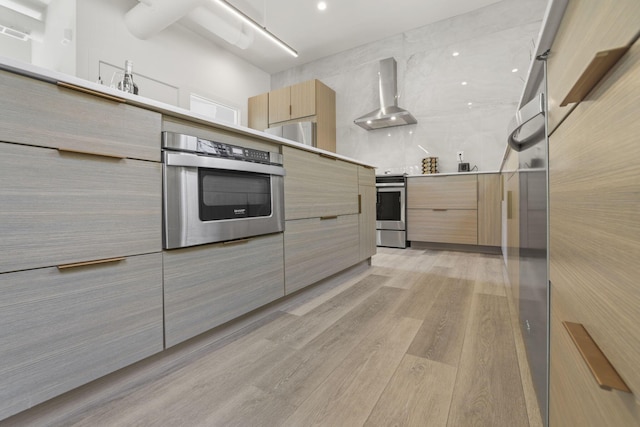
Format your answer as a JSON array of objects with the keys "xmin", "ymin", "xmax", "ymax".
[{"xmin": 164, "ymin": 152, "xmax": 286, "ymax": 176}]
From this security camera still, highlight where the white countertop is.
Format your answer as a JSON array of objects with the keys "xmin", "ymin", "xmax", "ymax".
[
  {"xmin": 0, "ymin": 55, "xmax": 375, "ymax": 168},
  {"xmin": 406, "ymin": 170, "xmax": 501, "ymax": 178}
]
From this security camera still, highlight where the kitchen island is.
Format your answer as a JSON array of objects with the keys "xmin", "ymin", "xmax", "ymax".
[{"xmin": 0, "ymin": 58, "xmax": 375, "ymax": 421}]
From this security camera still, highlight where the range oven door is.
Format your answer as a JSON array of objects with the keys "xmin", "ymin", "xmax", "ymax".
[
  {"xmin": 163, "ymin": 151, "xmax": 285, "ymax": 249},
  {"xmin": 376, "ymin": 186, "xmax": 406, "ymax": 231}
]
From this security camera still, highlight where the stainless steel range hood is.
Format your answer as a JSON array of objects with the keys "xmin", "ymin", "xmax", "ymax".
[{"xmin": 354, "ymin": 58, "xmax": 417, "ymax": 131}]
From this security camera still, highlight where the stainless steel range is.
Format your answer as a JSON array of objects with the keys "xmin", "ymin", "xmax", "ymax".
[{"xmin": 375, "ymin": 174, "xmax": 407, "ymax": 248}]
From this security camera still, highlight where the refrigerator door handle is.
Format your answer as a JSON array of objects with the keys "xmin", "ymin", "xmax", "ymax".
[{"xmin": 508, "ymin": 93, "xmax": 545, "ymax": 152}]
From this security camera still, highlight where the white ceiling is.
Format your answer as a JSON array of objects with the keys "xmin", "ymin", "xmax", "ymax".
[{"xmin": 182, "ymin": 0, "xmax": 504, "ymax": 74}]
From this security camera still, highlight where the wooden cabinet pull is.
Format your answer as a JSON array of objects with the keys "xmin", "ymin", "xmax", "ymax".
[
  {"xmin": 433, "ymin": 209, "xmax": 448, "ymax": 212},
  {"xmin": 320, "ymin": 216, "xmax": 338, "ymax": 220},
  {"xmin": 507, "ymin": 191, "xmax": 513, "ymax": 219},
  {"xmin": 222, "ymin": 238, "xmax": 251, "ymax": 246},
  {"xmin": 57, "ymin": 147, "xmax": 126, "ymax": 160},
  {"xmin": 358, "ymin": 194, "xmax": 362, "ymax": 214},
  {"xmin": 57, "ymin": 81, "xmax": 127, "ymax": 104},
  {"xmin": 57, "ymin": 257, "xmax": 125, "ymax": 270},
  {"xmin": 318, "ymin": 153, "xmax": 337, "ymax": 160},
  {"xmin": 560, "ymin": 46, "xmax": 630, "ymax": 106},
  {"xmin": 563, "ymin": 321, "xmax": 631, "ymax": 393}
]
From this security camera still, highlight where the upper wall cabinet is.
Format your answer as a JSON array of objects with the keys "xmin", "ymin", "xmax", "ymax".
[
  {"xmin": 248, "ymin": 92, "xmax": 269, "ymax": 132},
  {"xmin": 248, "ymin": 79, "xmax": 337, "ymax": 152},
  {"xmin": 269, "ymin": 80, "xmax": 317, "ymax": 123},
  {"xmin": 547, "ymin": 0, "xmax": 640, "ymax": 133}
]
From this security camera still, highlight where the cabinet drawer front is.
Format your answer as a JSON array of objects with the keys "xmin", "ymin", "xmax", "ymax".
[
  {"xmin": 549, "ymin": 290, "xmax": 639, "ymax": 426},
  {"xmin": 407, "ymin": 209, "xmax": 478, "ymax": 245},
  {"xmin": 0, "ymin": 71, "xmax": 161, "ymax": 162},
  {"xmin": 547, "ymin": 0, "xmax": 640, "ymax": 132},
  {"xmin": 163, "ymin": 233, "xmax": 285, "ymax": 347},
  {"xmin": 0, "ymin": 143, "xmax": 161, "ymax": 273},
  {"xmin": 284, "ymin": 215, "xmax": 360, "ymax": 294},
  {"xmin": 407, "ymin": 175, "xmax": 477, "ymax": 209},
  {"xmin": 0, "ymin": 253, "xmax": 163, "ymax": 420},
  {"xmin": 283, "ymin": 146, "xmax": 358, "ymax": 219}
]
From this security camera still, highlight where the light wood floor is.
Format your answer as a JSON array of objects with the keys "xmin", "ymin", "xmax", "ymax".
[{"xmin": 4, "ymin": 248, "xmax": 534, "ymax": 427}]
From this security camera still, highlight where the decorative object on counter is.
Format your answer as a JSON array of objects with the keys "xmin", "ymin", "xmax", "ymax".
[
  {"xmin": 458, "ymin": 162, "xmax": 470, "ymax": 172},
  {"xmin": 117, "ymin": 60, "xmax": 139, "ymax": 95},
  {"xmin": 422, "ymin": 157, "xmax": 439, "ymax": 174}
]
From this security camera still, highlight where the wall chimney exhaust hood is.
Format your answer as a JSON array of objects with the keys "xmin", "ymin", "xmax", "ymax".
[{"xmin": 354, "ymin": 57, "xmax": 417, "ymax": 131}]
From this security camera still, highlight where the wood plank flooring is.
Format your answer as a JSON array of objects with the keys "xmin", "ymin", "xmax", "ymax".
[{"xmin": 3, "ymin": 248, "xmax": 532, "ymax": 427}]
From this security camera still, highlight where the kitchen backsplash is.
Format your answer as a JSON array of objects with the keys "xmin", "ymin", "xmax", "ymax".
[{"xmin": 272, "ymin": 0, "xmax": 547, "ymax": 174}]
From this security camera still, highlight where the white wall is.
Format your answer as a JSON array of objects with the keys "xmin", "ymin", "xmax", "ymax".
[
  {"xmin": 31, "ymin": 0, "xmax": 76, "ymax": 76},
  {"xmin": 76, "ymin": 0, "xmax": 270, "ymax": 126},
  {"xmin": 272, "ymin": 0, "xmax": 547, "ymax": 173}
]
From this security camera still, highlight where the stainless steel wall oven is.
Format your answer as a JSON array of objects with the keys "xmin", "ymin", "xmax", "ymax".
[
  {"xmin": 162, "ymin": 132, "xmax": 285, "ymax": 249},
  {"xmin": 375, "ymin": 174, "xmax": 407, "ymax": 248}
]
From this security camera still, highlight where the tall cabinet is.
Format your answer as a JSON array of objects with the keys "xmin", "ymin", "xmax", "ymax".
[
  {"xmin": 547, "ymin": 1, "xmax": 640, "ymax": 425},
  {"xmin": 248, "ymin": 79, "xmax": 337, "ymax": 153}
]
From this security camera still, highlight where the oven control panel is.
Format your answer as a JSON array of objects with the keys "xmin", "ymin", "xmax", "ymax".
[{"xmin": 197, "ymin": 138, "xmax": 276, "ymax": 164}]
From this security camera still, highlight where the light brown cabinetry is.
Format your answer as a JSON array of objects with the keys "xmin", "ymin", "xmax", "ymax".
[
  {"xmin": 547, "ymin": 0, "xmax": 640, "ymax": 133},
  {"xmin": 163, "ymin": 233, "xmax": 285, "ymax": 347},
  {"xmin": 248, "ymin": 79, "xmax": 336, "ymax": 152},
  {"xmin": 0, "ymin": 142, "xmax": 161, "ymax": 274},
  {"xmin": 358, "ymin": 166, "xmax": 377, "ymax": 261},
  {"xmin": 268, "ymin": 80, "xmax": 317, "ymax": 123},
  {"xmin": 0, "ymin": 70, "xmax": 161, "ymax": 162},
  {"xmin": 282, "ymin": 145, "xmax": 358, "ymax": 220},
  {"xmin": 248, "ymin": 92, "xmax": 269, "ymax": 131},
  {"xmin": 549, "ymin": 39, "xmax": 640, "ymax": 426},
  {"xmin": 282, "ymin": 146, "xmax": 366, "ymax": 294},
  {"xmin": 478, "ymin": 174, "xmax": 502, "ymax": 247},
  {"xmin": 0, "ymin": 253, "xmax": 164, "ymax": 421},
  {"xmin": 284, "ymin": 215, "xmax": 360, "ymax": 294},
  {"xmin": 407, "ymin": 175, "xmax": 478, "ymax": 245},
  {"xmin": 0, "ymin": 70, "xmax": 164, "ymax": 422}
]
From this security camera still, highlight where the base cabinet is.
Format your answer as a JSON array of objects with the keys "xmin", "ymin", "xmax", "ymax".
[
  {"xmin": 549, "ymin": 40, "xmax": 640, "ymax": 426},
  {"xmin": 284, "ymin": 215, "xmax": 360, "ymax": 294},
  {"xmin": 163, "ymin": 233, "xmax": 285, "ymax": 348},
  {"xmin": 358, "ymin": 166, "xmax": 377, "ymax": 261},
  {"xmin": 407, "ymin": 175, "xmax": 479, "ymax": 246},
  {"xmin": 0, "ymin": 253, "xmax": 164, "ymax": 420}
]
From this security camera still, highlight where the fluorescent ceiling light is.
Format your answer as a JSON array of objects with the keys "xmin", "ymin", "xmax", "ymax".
[
  {"xmin": 214, "ymin": 0, "xmax": 298, "ymax": 57},
  {"xmin": 0, "ymin": 0, "xmax": 43, "ymax": 20}
]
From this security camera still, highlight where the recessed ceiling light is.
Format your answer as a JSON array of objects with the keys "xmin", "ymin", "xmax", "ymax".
[
  {"xmin": 461, "ymin": 81, "xmax": 468, "ymax": 85},
  {"xmin": 317, "ymin": 1, "xmax": 327, "ymax": 11},
  {"xmin": 452, "ymin": 52, "xmax": 460, "ymax": 57},
  {"xmin": 467, "ymin": 102, "xmax": 473, "ymax": 106},
  {"xmin": 390, "ymin": 116, "xmax": 397, "ymax": 121},
  {"xmin": 512, "ymin": 68, "xmax": 518, "ymax": 73}
]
